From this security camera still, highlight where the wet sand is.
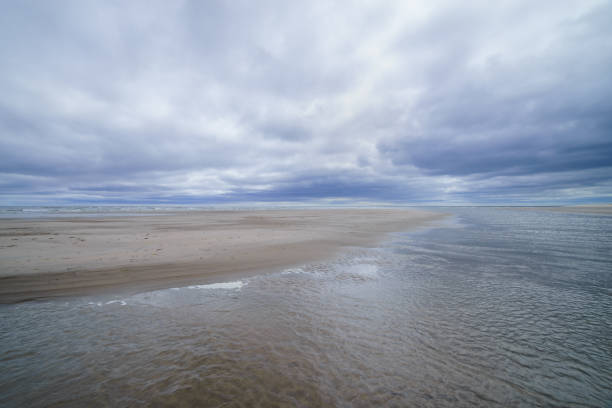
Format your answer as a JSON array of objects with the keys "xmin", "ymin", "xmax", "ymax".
[{"xmin": 0, "ymin": 209, "xmax": 444, "ymax": 303}]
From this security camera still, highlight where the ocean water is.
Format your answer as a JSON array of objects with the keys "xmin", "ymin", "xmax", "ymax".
[
  {"xmin": 0, "ymin": 207, "xmax": 610, "ymax": 407},
  {"xmin": 0, "ymin": 204, "xmax": 345, "ymax": 218},
  {"xmin": 0, "ymin": 205, "xmax": 215, "ymax": 218}
]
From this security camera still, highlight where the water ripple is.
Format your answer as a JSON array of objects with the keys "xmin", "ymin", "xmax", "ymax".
[{"xmin": 1, "ymin": 208, "xmax": 611, "ymax": 407}]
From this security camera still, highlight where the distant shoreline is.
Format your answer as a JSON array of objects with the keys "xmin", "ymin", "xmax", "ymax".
[
  {"xmin": 512, "ymin": 205, "xmax": 612, "ymax": 215},
  {"xmin": 0, "ymin": 209, "xmax": 445, "ymax": 303}
]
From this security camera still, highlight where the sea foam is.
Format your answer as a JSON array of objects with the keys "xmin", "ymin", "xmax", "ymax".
[{"xmin": 187, "ymin": 281, "xmax": 245, "ymax": 290}]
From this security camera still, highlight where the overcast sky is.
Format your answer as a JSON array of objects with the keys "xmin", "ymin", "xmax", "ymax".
[{"xmin": 1, "ymin": 0, "xmax": 611, "ymax": 205}]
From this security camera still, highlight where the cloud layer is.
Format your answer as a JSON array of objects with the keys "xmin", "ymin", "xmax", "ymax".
[{"xmin": 1, "ymin": 0, "xmax": 611, "ymax": 205}]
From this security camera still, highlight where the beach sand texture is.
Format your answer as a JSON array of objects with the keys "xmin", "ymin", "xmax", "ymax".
[{"xmin": 0, "ymin": 209, "xmax": 443, "ymax": 303}]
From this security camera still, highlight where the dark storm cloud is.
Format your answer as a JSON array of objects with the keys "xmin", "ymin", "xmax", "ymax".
[
  {"xmin": 231, "ymin": 175, "xmax": 404, "ymax": 202},
  {"xmin": 372, "ymin": 0, "xmax": 612, "ymax": 202},
  {"xmin": 380, "ymin": 113, "xmax": 612, "ymax": 177},
  {"xmin": 0, "ymin": 0, "xmax": 611, "ymax": 205},
  {"xmin": 378, "ymin": 57, "xmax": 612, "ymax": 177}
]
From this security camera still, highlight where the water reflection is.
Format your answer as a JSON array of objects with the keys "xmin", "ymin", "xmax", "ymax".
[{"xmin": 1, "ymin": 208, "xmax": 610, "ymax": 407}]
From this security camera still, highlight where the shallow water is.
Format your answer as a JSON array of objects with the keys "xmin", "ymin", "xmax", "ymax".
[{"xmin": 1, "ymin": 208, "xmax": 611, "ymax": 407}]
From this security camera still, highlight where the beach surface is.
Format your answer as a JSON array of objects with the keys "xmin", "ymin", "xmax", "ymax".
[{"xmin": 0, "ymin": 209, "xmax": 443, "ymax": 303}]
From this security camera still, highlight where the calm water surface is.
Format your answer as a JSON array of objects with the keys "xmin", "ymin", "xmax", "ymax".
[{"xmin": 1, "ymin": 207, "xmax": 611, "ymax": 407}]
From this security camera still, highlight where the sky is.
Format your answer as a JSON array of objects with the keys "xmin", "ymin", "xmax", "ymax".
[{"xmin": 1, "ymin": 0, "xmax": 611, "ymax": 206}]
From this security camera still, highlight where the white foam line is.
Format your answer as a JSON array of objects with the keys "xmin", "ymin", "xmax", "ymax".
[
  {"xmin": 281, "ymin": 267, "xmax": 305, "ymax": 275},
  {"xmin": 187, "ymin": 280, "xmax": 245, "ymax": 290},
  {"xmin": 87, "ymin": 300, "xmax": 128, "ymax": 307},
  {"xmin": 105, "ymin": 300, "xmax": 127, "ymax": 305}
]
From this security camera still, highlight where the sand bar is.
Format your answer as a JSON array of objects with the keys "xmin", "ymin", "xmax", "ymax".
[{"xmin": 0, "ymin": 209, "xmax": 444, "ymax": 303}]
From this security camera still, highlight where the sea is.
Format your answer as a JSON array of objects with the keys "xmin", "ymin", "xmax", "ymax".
[{"xmin": 1, "ymin": 207, "xmax": 610, "ymax": 407}]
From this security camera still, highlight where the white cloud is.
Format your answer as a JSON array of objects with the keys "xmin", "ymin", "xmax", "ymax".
[{"xmin": 0, "ymin": 0, "xmax": 610, "ymax": 205}]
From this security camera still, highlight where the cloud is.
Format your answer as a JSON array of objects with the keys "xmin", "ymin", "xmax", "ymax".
[{"xmin": 0, "ymin": 0, "xmax": 611, "ymax": 205}]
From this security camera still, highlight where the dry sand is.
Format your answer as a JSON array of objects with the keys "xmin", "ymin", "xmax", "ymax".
[{"xmin": 0, "ymin": 209, "xmax": 444, "ymax": 303}]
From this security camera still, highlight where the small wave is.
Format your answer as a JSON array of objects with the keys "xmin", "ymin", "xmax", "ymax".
[
  {"xmin": 280, "ymin": 267, "xmax": 305, "ymax": 275},
  {"xmin": 187, "ymin": 281, "xmax": 245, "ymax": 290},
  {"xmin": 105, "ymin": 300, "xmax": 127, "ymax": 305},
  {"xmin": 87, "ymin": 299, "xmax": 128, "ymax": 307}
]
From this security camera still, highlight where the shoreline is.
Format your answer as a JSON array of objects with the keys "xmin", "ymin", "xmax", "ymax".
[
  {"xmin": 515, "ymin": 205, "xmax": 612, "ymax": 215},
  {"xmin": 0, "ymin": 209, "xmax": 445, "ymax": 303}
]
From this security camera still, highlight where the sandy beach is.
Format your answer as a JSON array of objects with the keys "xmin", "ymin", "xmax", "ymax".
[{"xmin": 0, "ymin": 209, "xmax": 443, "ymax": 303}]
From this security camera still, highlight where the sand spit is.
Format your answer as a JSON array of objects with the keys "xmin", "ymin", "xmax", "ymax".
[{"xmin": 0, "ymin": 209, "xmax": 444, "ymax": 303}]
